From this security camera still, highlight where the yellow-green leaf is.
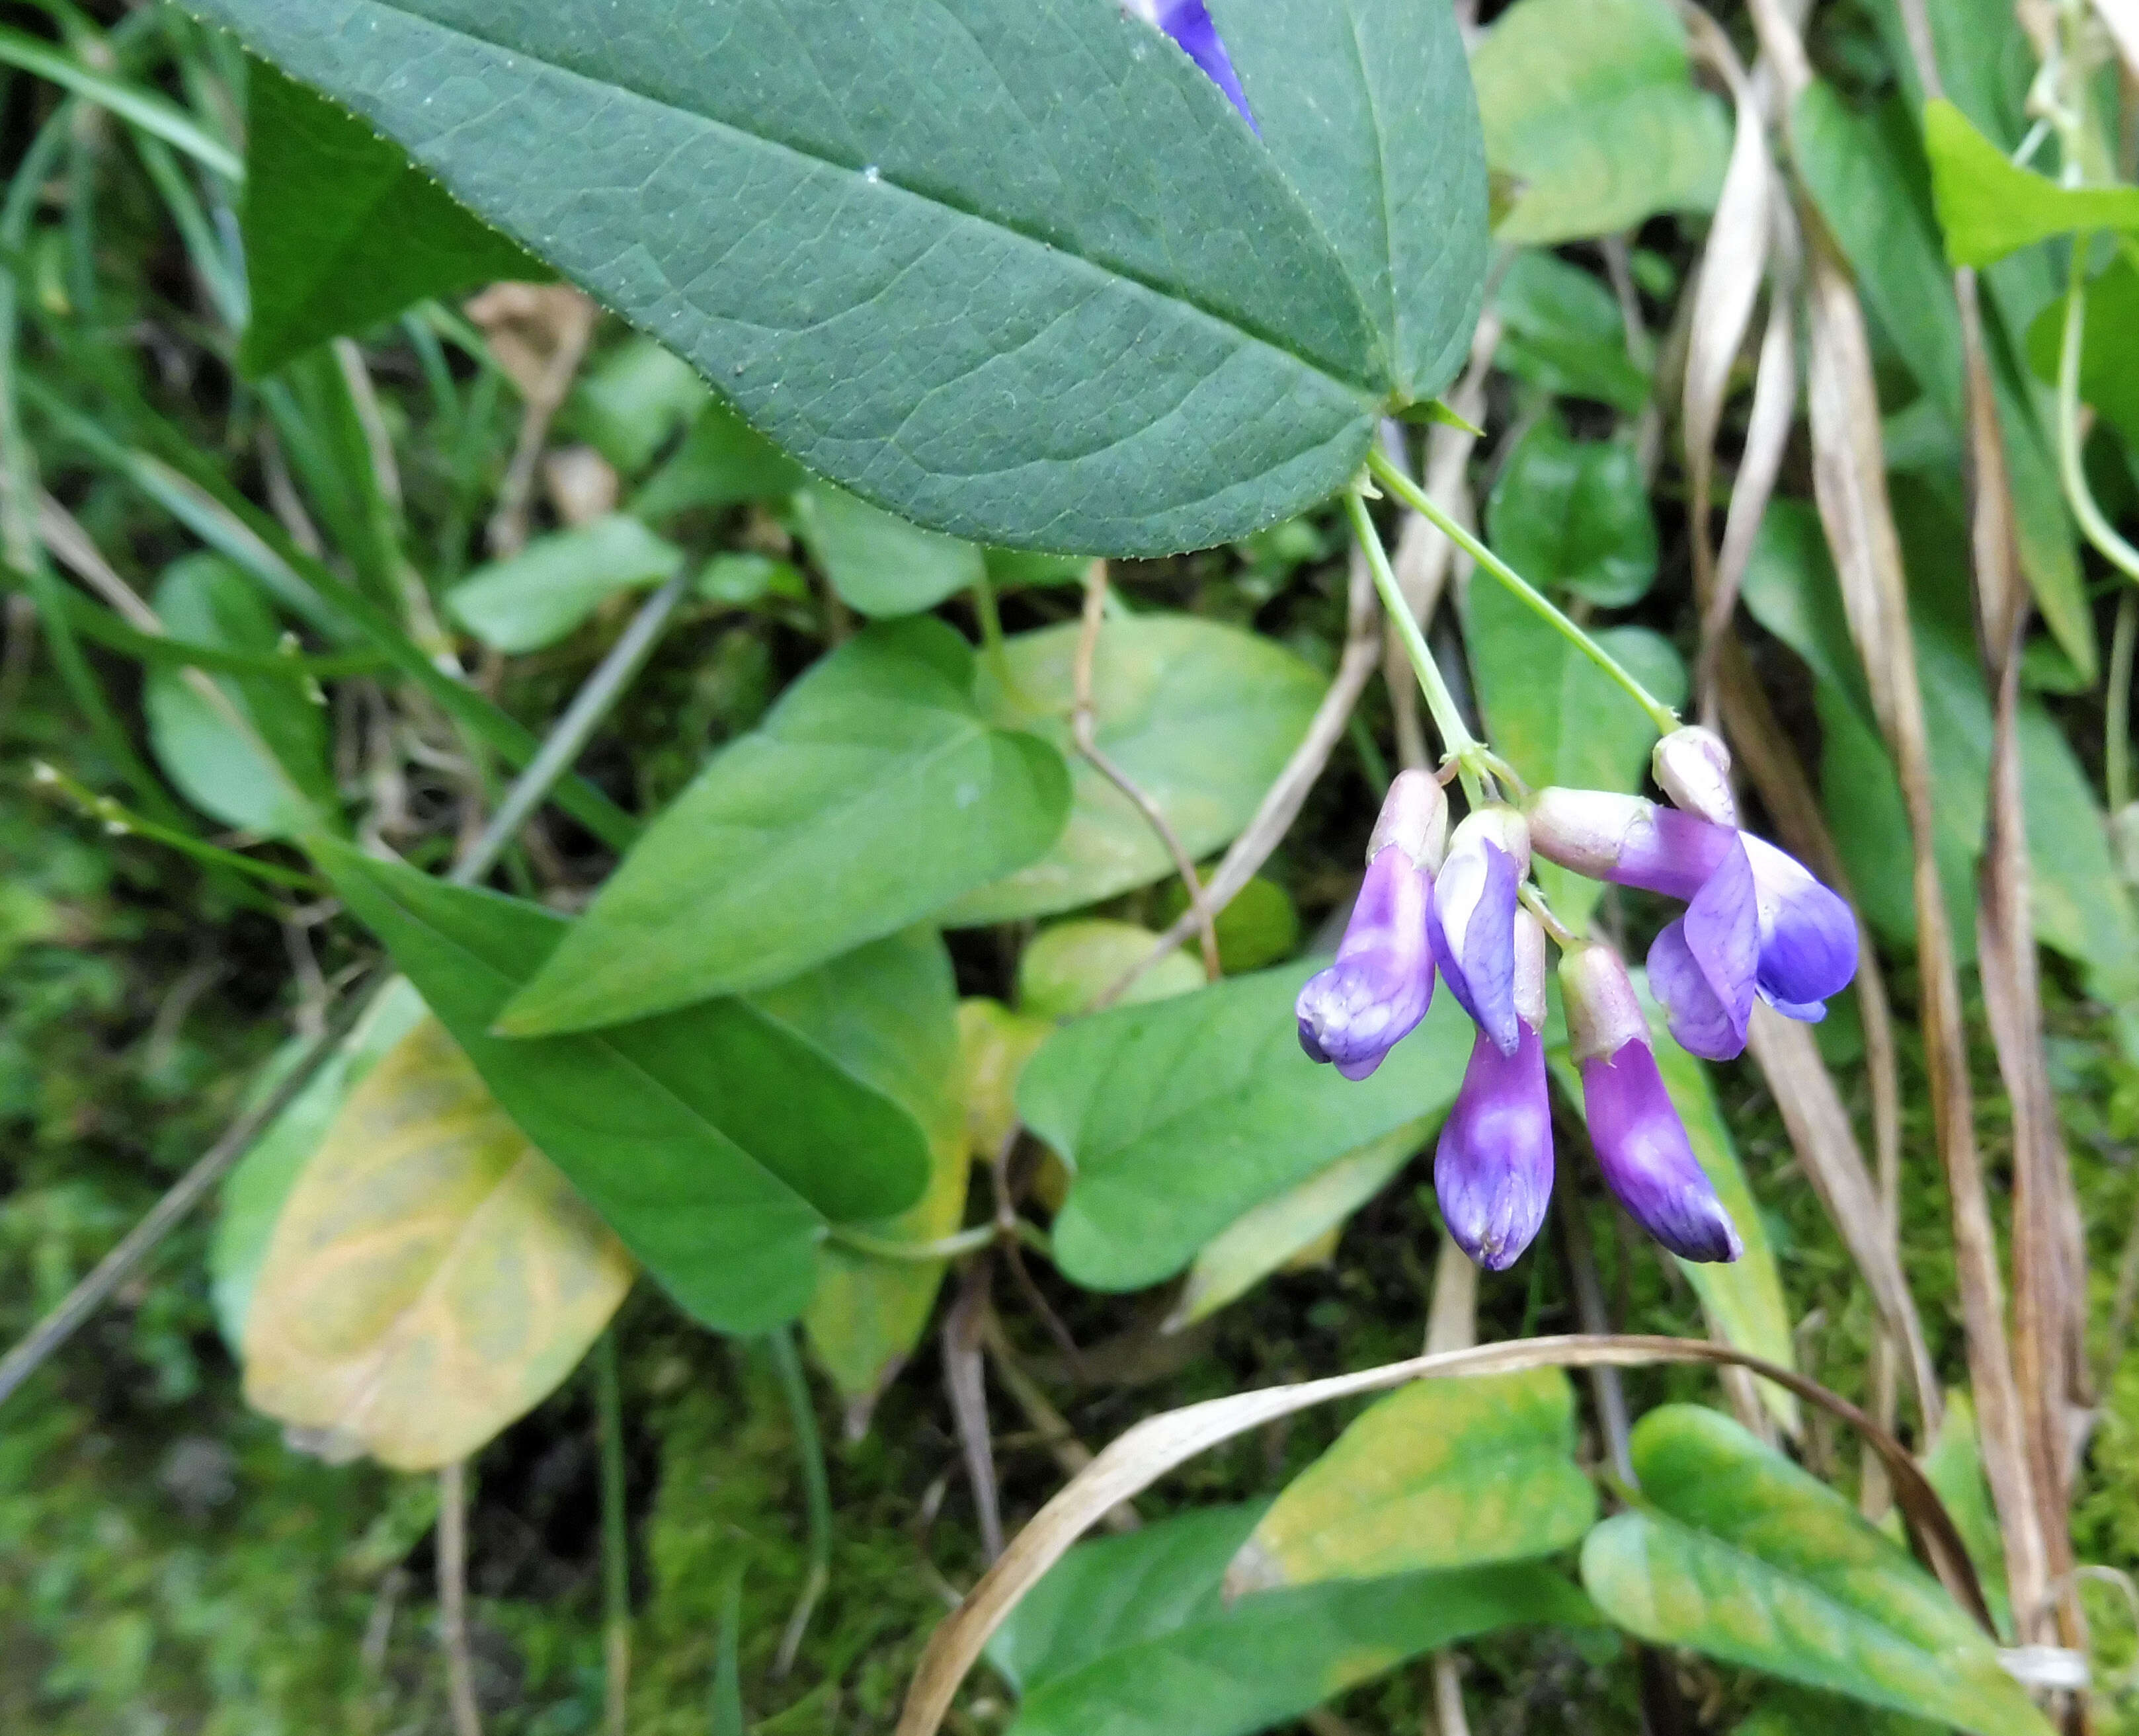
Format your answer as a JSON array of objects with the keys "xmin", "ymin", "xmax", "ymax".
[
  {"xmin": 241, "ymin": 1017, "xmax": 633, "ymax": 1470},
  {"xmin": 957, "ymin": 998, "xmax": 1053, "ymax": 1162},
  {"xmin": 1226, "ymin": 1369, "xmax": 1597, "ymax": 1596},
  {"xmin": 1017, "ymin": 920, "xmax": 1203, "ymax": 1021}
]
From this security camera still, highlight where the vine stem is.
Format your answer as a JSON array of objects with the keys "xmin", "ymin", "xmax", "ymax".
[
  {"xmin": 1365, "ymin": 447, "xmax": 1681, "ymax": 736},
  {"xmin": 2055, "ymin": 233, "xmax": 2139, "ymax": 588},
  {"xmin": 1342, "ymin": 488, "xmax": 1486, "ymax": 809},
  {"xmin": 2109, "ymin": 590, "xmax": 2134, "ymax": 814}
]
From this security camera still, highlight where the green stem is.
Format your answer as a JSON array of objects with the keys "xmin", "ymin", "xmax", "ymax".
[
  {"xmin": 2111, "ymin": 590, "xmax": 2135, "ymax": 812},
  {"xmin": 1343, "ymin": 487, "xmax": 1485, "ymax": 809},
  {"xmin": 31, "ymin": 761, "xmax": 319, "ymax": 892},
  {"xmin": 826, "ymin": 1221, "xmax": 1000, "ymax": 1261},
  {"xmin": 594, "ymin": 1329, "xmax": 631, "ymax": 1736},
  {"xmin": 766, "ymin": 1327, "xmax": 831, "ymax": 1679},
  {"xmin": 2055, "ymin": 234, "xmax": 2139, "ymax": 587},
  {"xmin": 1367, "ymin": 447, "xmax": 1680, "ymax": 736}
]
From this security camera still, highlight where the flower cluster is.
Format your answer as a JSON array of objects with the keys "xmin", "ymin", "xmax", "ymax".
[{"xmin": 1297, "ymin": 729, "xmax": 1857, "ymax": 1270}]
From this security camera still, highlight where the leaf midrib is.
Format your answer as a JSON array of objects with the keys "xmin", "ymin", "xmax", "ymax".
[{"xmin": 339, "ymin": 0, "xmax": 1389, "ymax": 400}]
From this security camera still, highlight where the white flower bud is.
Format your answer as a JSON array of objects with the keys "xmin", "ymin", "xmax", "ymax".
[
  {"xmin": 1560, "ymin": 939, "xmax": 1648, "ymax": 1066},
  {"xmin": 1652, "ymin": 725, "xmax": 1736, "ymax": 827},
  {"xmin": 1526, "ymin": 787, "xmax": 1652, "ymax": 879},
  {"xmin": 1366, "ymin": 768, "xmax": 1451, "ymax": 875}
]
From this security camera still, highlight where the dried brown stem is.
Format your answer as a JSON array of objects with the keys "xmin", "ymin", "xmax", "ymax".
[
  {"xmin": 1099, "ymin": 531, "xmax": 1383, "ymax": 1007},
  {"xmin": 438, "ymin": 1458, "xmax": 484, "ymax": 1736},
  {"xmin": 943, "ymin": 1260, "xmax": 1003, "ymax": 1563},
  {"xmin": 1072, "ymin": 561, "xmax": 1220, "ymax": 979}
]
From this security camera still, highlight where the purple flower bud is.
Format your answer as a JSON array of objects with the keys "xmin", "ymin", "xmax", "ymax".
[
  {"xmin": 1581, "ymin": 1038, "xmax": 1743, "ymax": 1263},
  {"xmin": 1432, "ymin": 806, "xmax": 1529, "ymax": 1057},
  {"xmin": 1435, "ymin": 912, "xmax": 1552, "ymax": 1269},
  {"xmin": 1652, "ymin": 725, "xmax": 1737, "ymax": 828},
  {"xmin": 1531, "ymin": 788, "xmax": 1857, "ymax": 1060},
  {"xmin": 1133, "ymin": 0, "xmax": 1256, "ymax": 124},
  {"xmin": 1561, "ymin": 940, "xmax": 1741, "ymax": 1264},
  {"xmin": 1297, "ymin": 773, "xmax": 1445, "ymax": 1081}
]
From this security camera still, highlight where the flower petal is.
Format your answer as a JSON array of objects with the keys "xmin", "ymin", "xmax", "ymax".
[
  {"xmin": 1646, "ymin": 920, "xmax": 1744, "ymax": 1062},
  {"xmin": 1674, "ymin": 837, "xmax": 1759, "ymax": 1057},
  {"xmin": 1435, "ymin": 1025, "xmax": 1553, "ymax": 1269},
  {"xmin": 1295, "ymin": 850, "xmax": 1434, "ymax": 1073},
  {"xmin": 1581, "ymin": 1039, "xmax": 1742, "ymax": 1263},
  {"xmin": 1435, "ymin": 842, "xmax": 1521, "ymax": 1056},
  {"xmin": 1153, "ymin": 0, "xmax": 1255, "ymax": 124},
  {"xmin": 1744, "ymin": 836, "xmax": 1859, "ymax": 1013}
]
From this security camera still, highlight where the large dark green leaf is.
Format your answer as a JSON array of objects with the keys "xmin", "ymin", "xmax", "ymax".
[
  {"xmin": 239, "ymin": 58, "xmax": 539, "ymax": 377},
  {"xmin": 143, "ymin": 553, "xmax": 337, "ymax": 837},
  {"xmin": 500, "ymin": 620, "xmax": 1070, "ymax": 1035},
  {"xmin": 989, "ymin": 1503, "xmax": 1595, "ymax": 1736},
  {"xmin": 313, "ymin": 840, "xmax": 933, "ymax": 1332},
  {"xmin": 943, "ymin": 616, "xmax": 1322, "ymax": 924},
  {"xmin": 1227, "ymin": 1371, "xmax": 1596, "ymax": 1593},
  {"xmin": 1470, "ymin": 0, "xmax": 1729, "ymax": 245},
  {"xmin": 192, "ymin": 0, "xmax": 1421, "ymax": 554},
  {"xmin": 1580, "ymin": 1406, "xmax": 2048, "ymax": 1735},
  {"xmin": 1021, "ymin": 963, "xmax": 1470, "ymax": 1290},
  {"xmin": 1208, "ymin": 0, "xmax": 1487, "ymax": 404}
]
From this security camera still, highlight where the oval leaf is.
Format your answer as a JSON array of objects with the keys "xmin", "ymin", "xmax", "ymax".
[
  {"xmin": 501, "ymin": 619, "xmax": 1070, "ymax": 1034},
  {"xmin": 241, "ymin": 1016, "xmax": 633, "ymax": 1470},
  {"xmin": 1227, "ymin": 1369, "xmax": 1597, "ymax": 1595},
  {"xmin": 1018, "ymin": 920, "xmax": 1204, "ymax": 1021},
  {"xmin": 1579, "ymin": 1405, "xmax": 2048, "ymax": 1736},
  {"xmin": 1484, "ymin": 418, "xmax": 1658, "ymax": 608},
  {"xmin": 189, "ymin": 0, "xmax": 1398, "ymax": 553},
  {"xmin": 314, "ymin": 839, "xmax": 934, "ymax": 1333},
  {"xmin": 944, "ymin": 616, "xmax": 1322, "ymax": 925},
  {"xmin": 445, "ymin": 514, "xmax": 682, "ymax": 654},
  {"xmin": 794, "ymin": 486, "xmax": 987, "ymax": 620},
  {"xmin": 1022, "ymin": 961, "xmax": 1470, "ymax": 1290}
]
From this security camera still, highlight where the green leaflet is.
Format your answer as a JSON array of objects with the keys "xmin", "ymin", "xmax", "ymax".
[
  {"xmin": 1465, "ymin": 577, "xmax": 1683, "ymax": 934},
  {"xmin": 1923, "ymin": 97, "xmax": 2139, "ymax": 268},
  {"xmin": 445, "ymin": 514, "xmax": 683, "ymax": 654},
  {"xmin": 943, "ymin": 615, "xmax": 1322, "ymax": 925},
  {"xmin": 312, "ymin": 840, "xmax": 934, "ymax": 1333},
  {"xmin": 499, "ymin": 620, "xmax": 1070, "ymax": 1035},
  {"xmin": 1471, "ymin": 0, "xmax": 1729, "ymax": 245},
  {"xmin": 1208, "ymin": 0, "xmax": 1488, "ymax": 404},
  {"xmin": 1484, "ymin": 417, "xmax": 1658, "ymax": 608},
  {"xmin": 1227, "ymin": 1370, "xmax": 1597, "ymax": 1593},
  {"xmin": 989, "ymin": 1503, "xmax": 1595, "ymax": 1736},
  {"xmin": 1022, "ymin": 963, "xmax": 1470, "ymax": 1290},
  {"xmin": 189, "ymin": 0, "xmax": 1428, "ymax": 554},
  {"xmin": 1581, "ymin": 1406, "xmax": 2049, "ymax": 1735},
  {"xmin": 239, "ymin": 58, "xmax": 540, "ymax": 376},
  {"xmin": 143, "ymin": 553, "xmax": 337, "ymax": 838},
  {"xmin": 791, "ymin": 485, "xmax": 987, "ymax": 620}
]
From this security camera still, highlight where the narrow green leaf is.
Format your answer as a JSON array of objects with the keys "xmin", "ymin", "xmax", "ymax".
[
  {"xmin": 1022, "ymin": 963, "xmax": 1470, "ymax": 1290},
  {"xmin": 445, "ymin": 514, "xmax": 682, "ymax": 654},
  {"xmin": 239, "ymin": 59, "xmax": 540, "ymax": 376},
  {"xmin": 793, "ymin": 485, "xmax": 987, "ymax": 620},
  {"xmin": 190, "ymin": 0, "xmax": 1399, "ymax": 553},
  {"xmin": 1465, "ymin": 578, "xmax": 1683, "ymax": 932},
  {"xmin": 500, "ymin": 620, "xmax": 1070, "ymax": 1034},
  {"xmin": 1923, "ymin": 97, "xmax": 2139, "ymax": 268},
  {"xmin": 0, "ymin": 23, "xmax": 240, "ymax": 180},
  {"xmin": 313, "ymin": 840, "xmax": 934, "ymax": 1333},
  {"xmin": 1580, "ymin": 1405, "xmax": 2049, "ymax": 1735},
  {"xmin": 1471, "ymin": 0, "xmax": 1730, "ymax": 245},
  {"xmin": 1919, "ymin": 1390, "xmax": 2011, "ymax": 1641},
  {"xmin": 1208, "ymin": 0, "xmax": 1488, "ymax": 403},
  {"xmin": 943, "ymin": 616, "xmax": 1322, "ymax": 925},
  {"xmin": 1484, "ymin": 418, "xmax": 1658, "ymax": 608},
  {"xmin": 143, "ymin": 553, "xmax": 337, "ymax": 838},
  {"xmin": 990, "ymin": 1504, "xmax": 1596, "ymax": 1736},
  {"xmin": 1227, "ymin": 1370, "xmax": 1597, "ymax": 1593}
]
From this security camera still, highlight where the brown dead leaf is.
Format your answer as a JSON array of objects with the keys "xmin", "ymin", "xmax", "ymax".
[{"xmin": 241, "ymin": 1017, "xmax": 632, "ymax": 1472}]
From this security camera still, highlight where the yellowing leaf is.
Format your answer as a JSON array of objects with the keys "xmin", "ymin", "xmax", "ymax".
[
  {"xmin": 958, "ymin": 998, "xmax": 1053, "ymax": 1161},
  {"xmin": 241, "ymin": 1017, "xmax": 632, "ymax": 1471}
]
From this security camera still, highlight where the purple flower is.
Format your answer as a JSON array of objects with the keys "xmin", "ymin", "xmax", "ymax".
[
  {"xmin": 1528, "ymin": 787, "xmax": 1856, "ymax": 1062},
  {"xmin": 1562, "ymin": 941, "xmax": 1742, "ymax": 1264},
  {"xmin": 1435, "ymin": 910, "xmax": 1553, "ymax": 1269},
  {"xmin": 1430, "ymin": 806, "xmax": 1529, "ymax": 1058},
  {"xmin": 1297, "ymin": 771, "xmax": 1447, "ymax": 1081},
  {"xmin": 1132, "ymin": 0, "xmax": 1256, "ymax": 124}
]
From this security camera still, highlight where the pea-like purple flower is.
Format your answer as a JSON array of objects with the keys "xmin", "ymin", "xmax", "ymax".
[
  {"xmin": 1128, "ymin": 0, "xmax": 1256, "ymax": 124},
  {"xmin": 1430, "ymin": 805, "xmax": 1530, "ymax": 1058},
  {"xmin": 1297, "ymin": 770, "xmax": 1448, "ymax": 1080},
  {"xmin": 1527, "ymin": 780, "xmax": 1856, "ymax": 1064},
  {"xmin": 1562, "ymin": 941, "xmax": 1742, "ymax": 1263},
  {"xmin": 1435, "ymin": 908, "xmax": 1553, "ymax": 1270}
]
